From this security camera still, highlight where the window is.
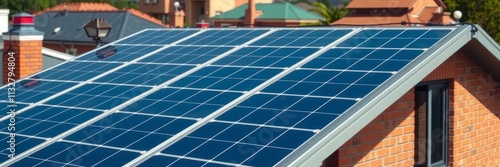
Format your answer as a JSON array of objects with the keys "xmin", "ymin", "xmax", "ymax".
[
  {"xmin": 66, "ymin": 48, "xmax": 77, "ymax": 56},
  {"xmin": 414, "ymin": 82, "xmax": 449, "ymax": 167},
  {"xmin": 144, "ymin": 0, "xmax": 150, "ymax": 4},
  {"xmin": 152, "ymin": 0, "xmax": 158, "ymax": 4}
]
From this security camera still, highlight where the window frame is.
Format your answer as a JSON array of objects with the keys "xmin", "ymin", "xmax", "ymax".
[{"xmin": 414, "ymin": 81, "xmax": 449, "ymax": 167}]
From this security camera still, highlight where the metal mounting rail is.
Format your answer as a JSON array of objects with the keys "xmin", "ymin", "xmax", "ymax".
[{"xmin": 124, "ymin": 27, "xmax": 363, "ymax": 167}]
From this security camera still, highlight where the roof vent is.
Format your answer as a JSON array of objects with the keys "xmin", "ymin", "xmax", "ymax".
[
  {"xmin": 62, "ymin": 5, "xmax": 68, "ymax": 16},
  {"xmin": 53, "ymin": 27, "xmax": 61, "ymax": 34}
]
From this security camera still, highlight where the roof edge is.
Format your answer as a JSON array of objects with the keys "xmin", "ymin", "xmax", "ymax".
[
  {"xmin": 278, "ymin": 25, "xmax": 473, "ymax": 166},
  {"xmin": 461, "ymin": 25, "xmax": 500, "ymax": 81},
  {"xmin": 41, "ymin": 47, "xmax": 74, "ymax": 60}
]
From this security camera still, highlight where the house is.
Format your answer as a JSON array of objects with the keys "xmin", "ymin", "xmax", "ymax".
[
  {"xmin": 1, "ymin": 11, "xmax": 74, "ymax": 85},
  {"xmin": 211, "ymin": 1, "xmax": 323, "ymax": 27},
  {"xmin": 333, "ymin": 0, "xmax": 452, "ymax": 26},
  {"xmin": 1, "ymin": 9, "xmax": 500, "ymax": 167},
  {"xmin": 138, "ymin": 0, "xmax": 273, "ymax": 27},
  {"xmin": 34, "ymin": 2, "xmax": 168, "ymax": 55}
]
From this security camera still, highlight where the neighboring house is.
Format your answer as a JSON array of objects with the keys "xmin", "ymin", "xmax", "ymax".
[
  {"xmin": 138, "ymin": 0, "xmax": 273, "ymax": 27},
  {"xmin": 211, "ymin": 1, "xmax": 323, "ymax": 27},
  {"xmin": 333, "ymin": 0, "xmax": 451, "ymax": 26},
  {"xmin": 34, "ymin": 2, "xmax": 168, "ymax": 55}
]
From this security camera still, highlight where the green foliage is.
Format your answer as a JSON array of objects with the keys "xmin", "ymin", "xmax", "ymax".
[
  {"xmin": 288, "ymin": 0, "xmax": 349, "ymax": 25},
  {"xmin": 444, "ymin": 0, "xmax": 500, "ymax": 43},
  {"xmin": 0, "ymin": 0, "xmax": 58, "ymax": 17}
]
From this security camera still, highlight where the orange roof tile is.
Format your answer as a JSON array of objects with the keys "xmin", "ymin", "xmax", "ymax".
[
  {"xmin": 37, "ymin": 3, "xmax": 117, "ymax": 14},
  {"xmin": 333, "ymin": 15, "xmax": 410, "ymax": 26},
  {"xmin": 35, "ymin": 3, "xmax": 167, "ymax": 27},
  {"xmin": 123, "ymin": 8, "xmax": 166, "ymax": 27},
  {"xmin": 347, "ymin": 0, "xmax": 416, "ymax": 9},
  {"xmin": 418, "ymin": 6, "xmax": 438, "ymax": 23}
]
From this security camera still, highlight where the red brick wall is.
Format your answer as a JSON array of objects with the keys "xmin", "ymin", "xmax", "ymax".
[
  {"xmin": 326, "ymin": 52, "xmax": 500, "ymax": 166},
  {"xmin": 3, "ymin": 40, "xmax": 43, "ymax": 84}
]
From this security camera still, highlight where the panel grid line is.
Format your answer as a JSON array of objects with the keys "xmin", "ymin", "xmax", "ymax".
[{"xmin": 124, "ymin": 27, "xmax": 362, "ymax": 166}]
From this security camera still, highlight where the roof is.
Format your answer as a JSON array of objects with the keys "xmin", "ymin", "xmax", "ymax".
[
  {"xmin": 34, "ymin": 3, "xmax": 167, "ymax": 43},
  {"xmin": 332, "ymin": 9, "xmax": 418, "ymax": 26},
  {"xmin": 346, "ymin": 0, "xmax": 446, "ymax": 9},
  {"xmin": 211, "ymin": 2, "xmax": 322, "ymax": 21},
  {"xmin": 418, "ymin": 6, "xmax": 439, "ymax": 23},
  {"xmin": 36, "ymin": 2, "xmax": 117, "ymax": 12},
  {"xmin": 1, "ymin": 25, "xmax": 499, "ymax": 166},
  {"xmin": 347, "ymin": 0, "xmax": 417, "ymax": 9},
  {"xmin": 35, "ymin": 11, "xmax": 167, "ymax": 43}
]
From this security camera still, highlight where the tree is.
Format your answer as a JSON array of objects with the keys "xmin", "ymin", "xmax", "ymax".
[
  {"xmin": 0, "ymin": 0, "xmax": 58, "ymax": 17},
  {"xmin": 444, "ymin": 0, "xmax": 500, "ymax": 43},
  {"xmin": 288, "ymin": 0, "xmax": 349, "ymax": 25}
]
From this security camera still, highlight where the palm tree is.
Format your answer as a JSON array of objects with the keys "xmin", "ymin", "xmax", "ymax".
[{"xmin": 288, "ymin": 0, "xmax": 349, "ymax": 25}]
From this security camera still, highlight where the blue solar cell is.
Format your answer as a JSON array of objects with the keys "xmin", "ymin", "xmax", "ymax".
[
  {"xmin": 242, "ymin": 147, "xmax": 292, "ymax": 166},
  {"xmin": 407, "ymin": 38, "xmax": 440, "ymax": 48},
  {"xmin": 0, "ymin": 106, "xmax": 100, "ymax": 138},
  {"xmin": 336, "ymin": 37, "xmax": 367, "ymax": 47},
  {"xmin": 358, "ymin": 38, "xmax": 389, "ymax": 47},
  {"xmin": 75, "ymin": 45, "xmax": 163, "ymax": 61},
  {"xmin": 139, "ymin": 46, "xmax": 233, "ymax": 64},
  {"xmin": 392, "ymin": 49, "xmax": 424, "ymax": 60},
  {"xmin": 138, "ymin": 155, "xmax": 177, "ymax": 167},
  {"xmin": 374, "ymin": 60, "xmax": 411, "ymax": 71},
  {"xmin": 95, "ymin": 64, "xmax": 194, "ymax": 85},
  {"xmin": 350, "ymin": 30, "xmax": 381, "ymax": 38},
  {"xmin": 116, "ymin": 29, "xmax": 198, "ymax": 45},
  {"xmin": 44, "ymin": 84, "xmax": 150, "ymax": 109},
  {"xmin": 37, "ymin": 62, "xmax": 122, "ymax": 81},
  {"xmin": 250, "ymin": 29, "xmax": 352, "ymax": 47},
  {"xmin": 382, "ymin": 38, "xmax": 415, "ymax": 48},
  {"xmin": 0, "ymin": 135, "xmax": 45, "ymax": 162},
  {"xmin": 13, "ymin": 142, "xmax": 141, "ymax": 167},
  {"xmin": 341, "ymin": 49, "xmax": 374, "ymax": 59},
  {"xmin": 0, "ymin": 81, "xmax": 77, "ymax": 103},
  {"xmin": 397, "ymin": 30, "xmax": 428, "ymax": 38},
  {"xmin": 337, "ymin": 85, "xmax": 377, "ymax": 98},
  {"xmin": 213, "ymin": 47, "xmax": 318, "ymax": 67},
  {"xmin": 421, "ymin": 29, "xmax": 452, "ymax": 38},
  {"xmin": 171, "ymin": 67, "xmax": 282, "ymax": 91},
  {"xmin": 179, "ymin": 29, "xmax": 268, "ymax": 45},
  {"xmin": 364, "ymin": 49, "xmax": 399, "ymax": 59},
  {"xmin": 357, "ymin": 73, "xmax": 394, "ymax": 85},
  {"xmin": 373, "ymin": 30, "xmax": 404, "ymax": 38},
  {"xmin": 269, "ymin": 130, "xmax": 315, "ymax": 149},
  {"xmin": 0, "ymin": 102, "xmax": 28, "ymax": 117}
]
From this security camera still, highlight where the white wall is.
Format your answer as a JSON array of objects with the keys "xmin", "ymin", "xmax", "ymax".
[{"xmin": 0, "ymin": 9, "xmax": 9, "ymax": 33}]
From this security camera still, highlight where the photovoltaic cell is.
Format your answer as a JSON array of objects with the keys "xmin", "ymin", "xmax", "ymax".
[
  {"xmin": 34, "ymin": 61, "xmax": 122, "ymax": 81},
  {"xmin": 0, "ymin": 27, "xmax": 458, "ymax": 167},
  {"xmin": 138, "ymin": 46, "xmax": 233, "ymax": 64},
  {"xmin": 0, "ymin": 81, "xmax": 77, "ymax": 104},
  {"xmin": 74, "ymin": 45, "xmax": 163, "ymax": 62},
  {"xmin": 149, "ymin": 28, "xmax": 455, "ymax": 166},
  {"xmin": 179, "ymin": 29, "xmax": 268, "ymax": 45},
  {"xmin": 43, "ymin": 84, "xmax": 150, "ymax": 110},
  {"xmin": 94, "ymin": 64, "xmax": 195, "ymax": 86},
  {"xmin": 250, "ymin": 29, "xmax": 352, "ymax": 47},
  {"xmin": 115, "ymin": 29, "xmax": 199, "ymax": 45}
]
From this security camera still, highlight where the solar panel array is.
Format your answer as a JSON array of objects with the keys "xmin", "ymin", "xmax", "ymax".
[{"xmin": 0, "ymin": 27, "xmax": 456, "ymax": 166}]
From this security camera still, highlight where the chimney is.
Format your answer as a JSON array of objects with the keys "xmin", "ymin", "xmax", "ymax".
[
  {"xmin": 2, "ymin": 13, "xmax": 44, "ymax": 84},
  {"xmin": 0, "ymin": 9, "xmax": 8, "ymax": 33},
  {"xmin": 244, "ymin": 0, "xmax": 256, "ymax": 27},
  {"xmin": 432, "ymin": 8, "xmax": 451, "ymax": 25}
]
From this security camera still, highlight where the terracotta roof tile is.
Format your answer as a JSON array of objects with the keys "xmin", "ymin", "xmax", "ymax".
[
  {"xmin": 35, "ymin": 3, "xmax": 167, "ymax": 27},
  {"xmin": 347, "ymin": 0, "xmax": 416, "ymax": 9},
  {"xmin": 124, "ymin": 8, "xmax": 166, "ymax": 27},
  {"xmin": 418, "ymin": 6, "xmax": 438, "ymax": 23},
  {"xmin": 332, "ymin": 13, "xmax": 412, "ymax": 26},
  {"xmin": 37, "ymin": 3, "xmax": 117, "ymax": 14}
]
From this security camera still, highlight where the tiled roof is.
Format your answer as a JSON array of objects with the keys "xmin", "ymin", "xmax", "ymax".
[
  {"xmin": 347, "ymin": 0, "xmax": 416, "ymax": 9},
  {"xmin": 418, "ymin": 6, "xmax": 439, "ymax": 23},
  {"xmin": 333, "ymin": 14, "xmax": 412, "ymax": 26},
  {"xmin": 35, "ymin": 3, "xmax": 165, "ymax": 27},
  {"xmin": 211, "ymin": 2, "xmax": 322, "ymax": 21},
  {"xmin": 36, "ymin": 2, "xmax": 117, "ymax": 14}
]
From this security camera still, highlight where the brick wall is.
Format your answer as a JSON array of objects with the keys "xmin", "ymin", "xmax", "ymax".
[
  {"xmin": 327, "ymin": 52, "xmax": 500, "ymax": 166},
  {"xmin": 2, "ymin": 40, "xmax": 43, "ymax": 84}
]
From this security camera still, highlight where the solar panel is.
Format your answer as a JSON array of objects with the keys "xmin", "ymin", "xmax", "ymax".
[{"xmin": 0, "ymin": 27, "xmax": 459, "ymax": 166}]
